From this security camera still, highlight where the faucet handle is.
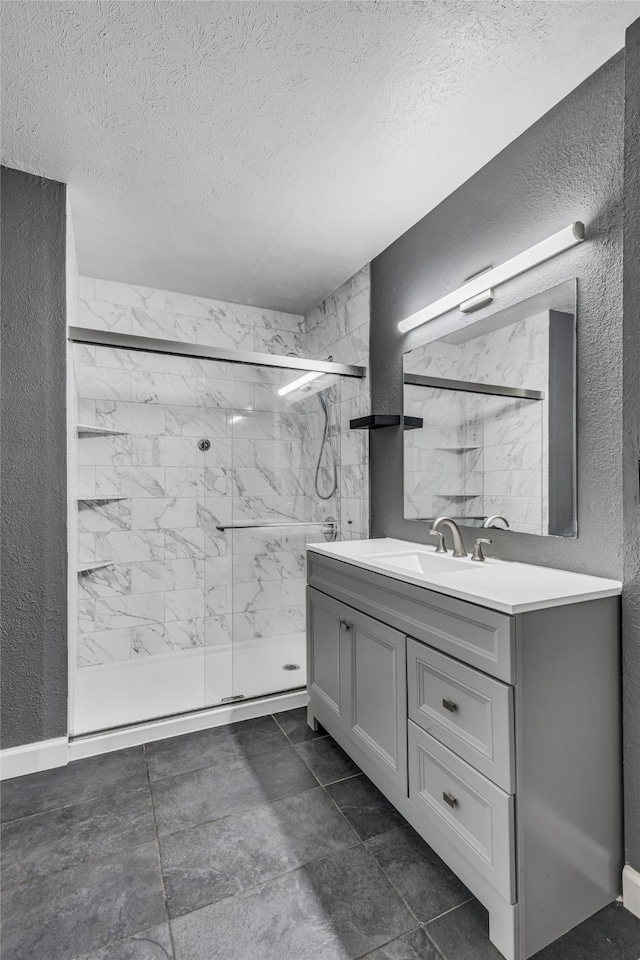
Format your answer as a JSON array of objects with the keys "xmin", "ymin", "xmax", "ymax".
[
  {"xmin": 428, "ymin": 529, "xmax": 447, "ymax": 554},
  {"xmin": 471, "ymin": 538, "xmax": 492, "ymax": 562}
]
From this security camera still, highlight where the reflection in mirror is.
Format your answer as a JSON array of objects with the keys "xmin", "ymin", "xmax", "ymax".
[{"xmin": 403, "ymin": 280, "xmax": 576, "ymax": 537}]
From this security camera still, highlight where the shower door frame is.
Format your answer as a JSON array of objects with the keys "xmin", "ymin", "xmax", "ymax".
[{"xmin": 67, "ymin": 326, "xmax": 365, "ymax": 737}]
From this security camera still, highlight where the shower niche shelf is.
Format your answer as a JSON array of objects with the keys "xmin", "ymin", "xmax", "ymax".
[
  {"xmin": 77, "ymin": 495, "xmax": 127, "ymax": 503},
  {"xmin": 76, "ymin": 424, "xmax": 126, "ymax": 436},
  {"xmin": 350, "ymin": 415, "xmax": 423, "ymax": 430},
  {"xmin": 433, "ymin": 446, "xmax": 481, "ymax": 452},
  {"xmin": 78, "ymin": 561, "xmax": 112, "ymax": 574}
]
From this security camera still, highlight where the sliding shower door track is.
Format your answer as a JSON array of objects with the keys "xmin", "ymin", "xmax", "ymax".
[
  {"xmin": 68, "ymin": 687, "xmax": 308, "ymax": 760},
  {"xmin": 69, "ymin": 686, "xmax": 307, "ymax": 741},
  {"xmin": 69, "ymin": 326, "xmax": 365, "ymax": 378}
]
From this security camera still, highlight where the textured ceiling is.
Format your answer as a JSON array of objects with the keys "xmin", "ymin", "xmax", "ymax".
[{"xmin": 2, "ymin": 1, "xmax": 637, "ymax": 313}]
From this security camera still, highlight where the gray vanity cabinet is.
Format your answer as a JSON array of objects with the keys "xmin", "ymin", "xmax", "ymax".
[
  {"xmin": 306, "ymin": 550, "xmax": 622, "ymax": 960},
  {"xmin": 307, "ymin": 586, "xmax": 407, "ymax": 792},
  {"xmin": 306, "ymin": 589, "xmax": 346, "ymax": 723}
]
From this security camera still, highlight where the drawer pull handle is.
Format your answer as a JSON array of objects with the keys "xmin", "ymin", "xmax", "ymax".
[
  {"xmin": 442, "ymin": 698, "xmax": 458, "ymax": 713},
  {"xmin": 443, "ymin": 791, "xmax": 457, "ymax": 809}
]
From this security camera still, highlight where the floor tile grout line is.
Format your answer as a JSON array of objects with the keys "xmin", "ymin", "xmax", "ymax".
[
  {"xmin": 165, "ymin": 837, "xmax": 368, "ymax": 923},
  {"xmin": 0, "ymin": 715, "xmax": 308, "ymax": 825},
  {"xmin": 146, "ymin": 732, "xmax": 302, "ymax": 786},
  {"xmin": 271, "ymin": 709, "xmax": 329, "ymax": 749},
  {"xmin": 145, "ymin": 741, "xmax": 178, "ymax": 960},
  {"xmin": 317, "ymin": 767, "xmax": 367, "ymax": 845},
  {"xmin": 0, "ymin": 789, "xmax": 159, "ymax": 894},
  {"xmin": 356, "ymin": 819, "xmax": 469, "ymax": 931},
  {"xmin": 423, "ymin": 895, "xmax": 475, "ymax": 928},
  {"xmin": 324, "ymin": 777, "xmax": 473, "ymax": 936},
  {"xmin": 0, "ymin": 831, "xmax": 159, "ymax": 895},
  {"xmin": 153, "ymin": 722, "xmax": 424, "ymax": 926},
  {"xmin": 4, "ymin": 714, "xmax": 422, "ymax": 943},
  {"xmin": 312, "ymin": 757, "xmax": 426, "ymax": 935},
  {"xmin": 322, "ymin": 770, "xmax": 363, "ymax": 787},
  {"xmin": 3, "ymin": 723, "xmax": 405, "ymax": 908},
  {"xmin": 2, "ymin": 717, "xmax": 337, "ymax": 828},
  {"xmin": 151, "ymin": 780, "xmax": 338, "ymax": 844},
  {"xmin": 352, "ymin": 925, "xmax": 440, "ymax": 960},
  {"xmin": 0, "ymin": 777, "xmax": 152, "ymax": 828},
  {"xmin": 150, "ymin": 720, "xmax": 407, "ymax": 924},
  {"xmin": 360, "ymin": 843, "xmax": 425, "ymax": 930},
  {"xmin": 422, "ymin": 898, "xmax": 478, "ymax": 960},
  {"xmin": 0, "ymin": 774, "xmax": 150, "ymax": 826},
  {"xmin": 152, "ymin": 715, "xmax": 434, "ymax": 926},
  {"xmin": 423, "ymin": 924, "xmax": 453, "ymax": 960},
  {"xmin": 3, "ymin": 721, "xmax": 333, "ymax": 947},
  {"xmin": 69, "ymin": 920, "xmax": 174, "ymax": 960},
  {"xmin": 289, "ymin": 730, "xmax": 363, "ymax": 788}
]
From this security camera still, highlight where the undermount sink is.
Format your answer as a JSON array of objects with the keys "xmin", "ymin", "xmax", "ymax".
[{"xmin": 370, "ymin": 550, "xmax": 474, "ymax": 576}]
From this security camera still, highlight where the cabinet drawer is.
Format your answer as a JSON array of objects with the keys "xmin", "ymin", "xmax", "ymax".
[
  {"xmin": 408, "ymin": 721, "xmax": 515, "ymax": 903},
  {"xmin": 407, "ymin": 639, "xmax": 514, "ymax": 792}
]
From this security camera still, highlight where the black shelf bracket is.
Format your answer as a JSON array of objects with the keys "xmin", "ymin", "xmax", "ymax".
[{"xmin": 349, "ymin": 414, "xmax": 423, "ymax": 431}]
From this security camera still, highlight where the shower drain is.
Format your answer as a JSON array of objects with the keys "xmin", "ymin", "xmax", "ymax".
[{"xmin": 283, "ymin": 663, "xmax": 300, "ymax": 671}]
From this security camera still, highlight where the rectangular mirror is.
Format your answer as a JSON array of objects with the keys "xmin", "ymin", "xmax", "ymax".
[{"xmin": 403, "ymin": 280, "xmax": 576, "ymax": 537}]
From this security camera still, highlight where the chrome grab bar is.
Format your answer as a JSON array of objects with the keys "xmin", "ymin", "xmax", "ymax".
[{"xmin": 215, "ymin": 520, "xmax": 338, "ymax": 531}]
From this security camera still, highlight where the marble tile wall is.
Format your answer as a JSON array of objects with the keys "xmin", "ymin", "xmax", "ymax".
[
  {"xmin": 74, "ymin": 345, "xmax": 340, "ymax": 671},
  {"xmin": 404, "ymin": 313, "xmax": 549, "ymax": 533},
  {"xmin": 303, "ymin": 265, "xmax": 370, "ymax": 540},
  {"xmin": 74, "ymin": 273, "xmax": 369, "ymax": 675},
  {"xmin": 77, "ymin": 278, "xmax": 307, "ymax": 355}
]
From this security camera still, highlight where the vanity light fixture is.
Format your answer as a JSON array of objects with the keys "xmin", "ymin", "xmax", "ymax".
[
  {"xmin": 398, "ymin": 221, "xmax": 585, "ymax": 333},
  {"xmin": 278, "ymin": 371, "xmax": 323, "ymax": 396}
]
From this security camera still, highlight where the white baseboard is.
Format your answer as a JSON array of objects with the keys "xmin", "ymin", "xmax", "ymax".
[
  {"xmin": 623, "ymin": 864, "xmax": 640, "ymax": 919},
  {"xmin": 0, "ymin": 737, "xmax": 69, "ymax": 781},
  {"xmin": 0, "ymin": 691, "xmax": 307, "ymax": 776},
  {"xmin": 69, "ymin": 689, "xmax": 308, "ymax": 761}
]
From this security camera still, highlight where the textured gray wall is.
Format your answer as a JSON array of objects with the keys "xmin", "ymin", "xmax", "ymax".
[
  {"xmin": 1, "ymin": 167, "xmax": 68, "ymax": 749},
  {"xmin": 369, "ymin": 51, "xmax": 639, "ymax": 866},
  {"xmin": 622, "ymin": 20, "xmax": 640, "ymax": 873},
  {"xmin": 370, "ymin": 52, "xmax": 624, "ymax": 577}
]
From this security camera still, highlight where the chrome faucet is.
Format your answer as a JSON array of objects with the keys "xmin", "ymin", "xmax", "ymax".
[
  {"xmin": 429, "ymin": 517, "xmax": 468, "ymax": 558},
  {"xmin": 483, "ymin": 515, "xmax": 510, "ymax": 530}
]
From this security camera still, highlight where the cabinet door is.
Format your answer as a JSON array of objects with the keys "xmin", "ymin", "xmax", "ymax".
[
  {"xmin": 344, "ymin": 607, "xmax": 408, "ymax": 792},
  {"xmin": 307, "ymin": 587, "xmax": 350, "ymax": 724}
]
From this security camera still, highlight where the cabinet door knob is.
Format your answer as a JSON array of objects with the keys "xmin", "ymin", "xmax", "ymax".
[
  {"xmin": 442, "ymin": 698, "xmax": 457, "ymax": 713},
  {"xmin": 443, "ymin": 791, "xmax": 457, "ymax": 809}
]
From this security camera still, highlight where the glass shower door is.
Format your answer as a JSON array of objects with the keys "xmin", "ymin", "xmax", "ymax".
[
  {"xmin": 72, "ymin": 339, "xmax": 352, "ymax": 733},
  {"xmin": 72, "ymin": 344, "xmax": 233, "ymax": 734},
  {"xmin": 204, "ymin": 362, "xmax": 340, "ymax": 702}
]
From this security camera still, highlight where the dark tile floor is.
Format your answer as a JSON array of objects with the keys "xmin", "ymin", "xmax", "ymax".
[{"xmin": 1, "ymin": 708, "xmax": 639, "ymax": 960}]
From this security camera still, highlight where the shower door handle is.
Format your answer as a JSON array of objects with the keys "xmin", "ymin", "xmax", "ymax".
[{"xmin": 215, "ymin": 521, "xmax": 338, "ymax": 531}]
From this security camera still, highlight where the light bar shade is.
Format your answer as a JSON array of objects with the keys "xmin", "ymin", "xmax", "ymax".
[
  {"xmin": 278, "ymin": 371, "xmax": 324, "ymax": 396},
  {"xmin": 398, "ymin": 222, "xmax": 585, "ymax": 333}
]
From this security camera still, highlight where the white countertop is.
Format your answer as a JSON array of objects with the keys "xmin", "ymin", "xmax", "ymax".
[{"xmin": 307, "ymin": 538, "xmax": 622, "ymax": 615}]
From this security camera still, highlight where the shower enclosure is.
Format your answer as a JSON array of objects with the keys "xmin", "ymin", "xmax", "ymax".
[{"xmin": 69, "ymin": 328, "xmax": 365, "ymax": 735}]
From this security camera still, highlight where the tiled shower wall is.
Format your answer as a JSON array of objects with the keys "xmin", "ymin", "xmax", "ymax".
[
  {"xmin": 73, "ymin": 274, "xmax": 369, "ymax": 689},
  {"xmin": 404, "ymin": 312, "xmax": 549, "ymax": 534},
  {"xmin": 303, "ymin": 265, "xmax": 370, "ymax": 540},
  {"xmin": 77, "ymin": 277, "xmax": 309, "ymax": 355}
]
